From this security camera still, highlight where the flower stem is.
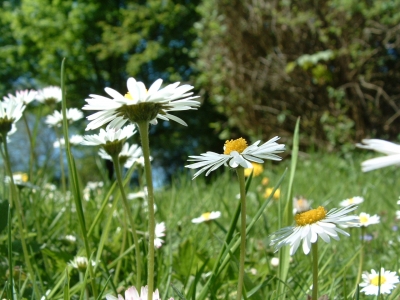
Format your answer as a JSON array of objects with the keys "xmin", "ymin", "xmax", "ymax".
[
  {"xmin": 112, "ymin": 155, "xmax": 142, "ymax": 288},
  {"xmin": 312, "ymin": 242, "xmax": 319, "ymax": 300},
  {"xmin": 0, "ymin": 136, "xmax": 40, "ymax": 299},
  {"xmin": 22, "ymin": 114, "xmax": 36, "ymax": 182},
  {"xmin": 236, "ymin": 167, "xmax": 246, "ymax": 300},
  {"xmin": 355, "ymin": 227, "xmax": 365, "ymax": 287},
  {"xmin": 137, "ymin": 121, "xmax": 155, "ymax": 300}
]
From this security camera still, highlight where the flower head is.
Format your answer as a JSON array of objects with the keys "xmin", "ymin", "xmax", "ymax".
[
  {"xmin": 186, "ymin": 137, "xmax": 285, "ymax": 179},
  {"xmin": 3, "ymin": 90, "xmax": 37, "ymax": 105},
  {"xmin": 357, "ymin": 139, "xmax": 400, "ymax": 172},
  {"xmin": 339, "ymin": 196, "xmax": 363, "ymax": 207},
  {"xmin": 270, "ymin": 205, "xmax": 359, "ymax": 255},
  {"xmin": 0, "ymin": 100, "xmax": 25, "ymax": 135},
  {"xmin": 293, "ymin": 196, "xmax": 311, "ymax": 214},
  {"xmin": 360, "ymin": 268, "xmax": 399, "ymax": 295},
  {"xmin": 98, "ymin": 142, "xmax": 142, "ymax": 168},
  {"xmin": 105, "ymin": 285, "xmax": 173, "ymax": 300},
  {"xmin": 36, "ymin": 86, "xmax": 62, "ymax": 105},
  {"xmin": 45, "ymin": 108, "xmax": 84, "ymax": 127},
  {"xmin": 69, "ymin": 256, "xmax": 95, "ymax": 272},
  {"xmin": 154, "ymin": 222, "xmax": 166, "ymax": 249},
  {"xmin": 81, "ymin": 124, "xmax": 136, "ymax": 157},
  {"xmin": 244, "ymin": 162, "xmax": 263, "ymax": 177},
  {"xmin": 83, "ymin": 77, "xmax": 200, "ymax": 130},
  {"xmin": 192, "ymin": 211, "xmax": 221, "ymax": 223},
  {"xmin": 357, "ymin": 212, "xmax": 380, "ymax": 227},
  {"xmin": 53, "ymin": 135, "xmax": 84, "ymax": 148}
]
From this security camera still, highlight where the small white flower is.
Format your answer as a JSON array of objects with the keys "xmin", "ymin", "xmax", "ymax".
[
  {"xmin": 186, "ymin": 137, "xmax": 285, "ymax": 179},
  {"xmin": 128, "ymin": 188, "xmax": 148, "ymax": 200},
  {"xmin": 357, "ymin": 212, "xmax": 380, "ymax": 227},
  {"xmin": 0, "ymin": 100, "xmax": 26, "ymax": 134},
  {"xmin": 98, "ymin": 142, "xmax": 142, "ymax": 168},
  {"xmin": 36, "ymin": 86, "xmax": 62, "ymax": 104},
  {"xmin": 5, "ymin": 172, "xmax": 29, "ymax": 185},
  {"xmin": 69, "ymin": 256, "xmax": 95, "ymax": 272},
  {"xmin": 83, "ymin": 77, "xmax": 200, "ymax": 130},
  {"xmin": 360, "ymin": 268, "xmax": 399, "ymax": 295},
  {"xmin": 64, "ymin": 235, "xmax": 76, "ymax": 243},
  {"xmin": 339, "ymin": 196, "xmax": 364, "ymax": 207},
  {"xmin": 270, "ymin": 205, "xmax": 359, "ymax": 255},
  {"xmin": 53, "ymin": 135, "xmax": 84, "ymax": 148},
  {"xmin": 105, "ymin": 285, "xmax": 173, "ymax": 300},
  {"xmin": 81, "ymin": 124, "xmax": 136, "ymax": 146},
  {"xmin": 293, "ymin": 196, "xmax": 311, "ymax": 214},
  {"xmin": 192, "ymin": 211, "xmax": 221, "ymax": 223},
  {"xmin": 40, "ymin": 289, "xmax": 51, "ymax": 300},
  {"xmin": 270, "ymin": 257, "xmax": 280, "ymax": 267},
  {"xmin": 154, "ymin": 222, "xmax": 166, "ymax": 248},
  {"xmin": 396, "ymin": 211, "xmax": 400, "ymax": 220},
  {"xmin": 357, "ymin": 139, "xmax": 400, "ymax": 172},
  {"xmin": 4, "ymin": 90, "xmax": 38, "ymax": 105},
  {"xmin": 45, "ymin": 108, "xmax": 84, "ymax": 127}
]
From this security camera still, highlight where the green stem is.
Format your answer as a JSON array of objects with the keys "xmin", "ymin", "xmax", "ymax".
[
  {"xmin": 1, "ymin": 136, "xmax": 41, "ymax": 299},
  {"xmin": 236, "ymin": 167, "xmax": 246, "ymax": 300},
  {"xmin": 7, "ymin": 204, "xmax": 14, "ymax": 300},
  {"xmin": 22, "ymin": 114, "xmax": 36, "ymax": 182},
  {"xmin": 54, "ymin": 128, "xmax": 67, "ymax": 195},
  {"xmin": 137, "ymin": 121, "xmax": 155, "ymax": 300},
  {"xmin": 312, "ymin": 242, "xmax": 319, "ymax": 300},
  {"xmin": 356, "ymin": 227, "xmax": 365, "ymax": 287},
  {"xmin": 112, "ymin": 155, "xmax": 142, "ymax": 288}
]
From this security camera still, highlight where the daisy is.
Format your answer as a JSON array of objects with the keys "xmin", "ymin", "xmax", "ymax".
[
  {"xmin": 270, "ymin": 205, "xmax": 359, "ymax": 255},
  {"xmin": 3, "ymin": 89, "xmax": 38, "ymax": 105},
  {"xmin": 185, "ymin": 137, "xmax": 285, "ymax": 179},
  {"xmin": 69, "ymin": 256, "xmax": 95, "ymax": 272},
  {"xmin": 154, "ymin": 222, "xmax": 166, "ymax": 248},
  {"xmin": 244, "ymin": 162, "xmax": 264, "ymax": 177},
  {"xmin": 293, "ymin": 196, "xmax": 311, "ymax": 214},
  {"xmin": 360, "ymin": 268, "xmax": 399, "ymax": 295},
  {"xmin": 45, "ymin": 108, "xmax": 84, "ymax": 127},
  {"xmin": 106, "ymin": 285, "xmax": 174, "ymax": 300},
  {"xmin": 0, "ymin": 100, "xmax": 26, "ymax": 136},
  {"xmin": 53, "ymin": 135, "xmax": 84, "ymax": 148},
  {"xmin": 81, "ymin": 124, "xmax": 136, "ymax": 157},
  {"xmin": 83, "ymin": 77, "xmax": 200, "ymax": 130},
  {"xmin": 357, "ymin": 212, "xmax": 380, "ymax": 227},
  {"xmin": 192, "ymin": 211, "xmax": 221, "ymax": 223},
  {"xmin": 357, "ymin": 139, "xmax": 400, "ymax": 172},
  {"xmin": 339, "ymin": 196, "xmax": 363, "ymax": 207},
  {"xmin": 36, "ymin": 86, "xmax": 62, "ymax": 105},
  {"xmin": 98, "ymin": 142, "xmax": 142, "ymax": 168}
]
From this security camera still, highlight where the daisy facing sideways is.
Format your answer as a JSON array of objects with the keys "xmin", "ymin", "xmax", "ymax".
[
  {"xmin": 192, "ymin": 211, "xmax": 221, "ymax": 223},
  {"xmin": 360, "ymin": 268, "xmax": 399, "ymax": 295},
  {"xmin": 357, "ymin": 139, "xmax": 400, "ymax": 172},
  {"xmin": 186, "ymin": 137, "xmax": 285, "ymax": 179},
  {"xmin": 270, "ymin": 204, "xmax": 359, "ymax": 255},
  {"xmin": 83, "ymin": 77, "xmax": 200, "ymax": 130},
  {"xmin": 339, "ymin": 196, "xmax": 364, "ymax": 207},
  {"xmin": 106, "ymin": 285, "xmax": 174, "ymax": 300}
]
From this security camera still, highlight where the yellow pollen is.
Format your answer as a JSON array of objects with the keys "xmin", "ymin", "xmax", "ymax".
[
  {"xmin": 360, "ymin": 215, "xmax": 368, "ymax": 224},
  {"xmin": 348, "ymin": 198, "xmax": 354, "ymax": 204},
  {"xmin": 124, "ymin": 92, "xmax": 133, "ymax": 100},
  {"xmin": 371, "ymin": 275, "xmax": 386, "ymax": 286},
  {"xmin": 201, "ymin": 212, "xmax": 211, "ymax": 220},
  {"xmin": 224, "ymin": 138, "xmax": 248, "ymax": 155},
  {"xmin": 295, "ymin": 206, "xmax": 327, "ymax": 226}
]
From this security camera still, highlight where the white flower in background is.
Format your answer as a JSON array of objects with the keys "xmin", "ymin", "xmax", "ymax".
[
  {"xmin": 154, "ymin": 222, "xmax": 166, "ymax": 249},
  {"xmin": 106, "ymin": 285, "xmax": 173, "ymax": 300},
  {"xmin": 53, "ymin": 135, "xmax": 84, "ymax": 148},
  {"xmin": 339, "ymin": 196, "xmax": 364, "ymax": 207},
  {"xmin": 270, "ymin": 205, "xmax": 359, "ymax": 255},
  {"xmin": 0, "ymin": 100, "xmax": 26, "ymax": 136},
  {"xmin": 192, "ymin": 211, "xmax": 221, "ymax": 223},
  {"xmin": 186, "ymin": 137, "xmax": 285, "ymax": 179},
  {"xmin": 357, "ymin": 213, "xmax": 380, "ymax": 227},
  {"xmin": 40, "ymin": 289, "xmax": 51, "ymax": 300},
  {"xmin": 45, "ymin": 108, "xmax": 84, "ymax": 127},
  {"xmin": 128, "ymin": 188, "xmax": 148, "ymax": 200},
  {"xmin": 83, "ymin": 181, "xmax": 104, "ymax": 201},
  {"xmin": 36, "ymin": 86, "xmax": 62, "ymax": 105},
  {"xmin": 4, "ymin": 89, "xmax": 38, "ymax": 105},
  {"xmin": 357, "ymin": 139, "xmax": 400, "ymax": 172},
  {"xmin": 270, "ymin": 257, "xmax": 280, "ymax": 267},
  {"xmin": 64, "ymin": 235, "xmax": 76, "ymax": 243},
  {"xmin": 83, "ymin": 77, "xmax": 200, "ymax": 130},
  {"xmin": 69, "ymin": 256, "xmax": 95, "ymax": 272},
  {"xmin": 293, "ymin": 196, "xmax": 311, "ymax": 214},
  {"xmin": 360, "ymin": 268, "xmax": 399, "ymax": 295},
  {"xmin": 98, "ymin": 142, "xmax": 142, "ymax": 168},
  {"xmin": 81, "ymin": 124, "xmax": 136, "ymax": 146},
  {"xmin": 5, "ymin": 172, "xmax": 29, "ymax": 185}
]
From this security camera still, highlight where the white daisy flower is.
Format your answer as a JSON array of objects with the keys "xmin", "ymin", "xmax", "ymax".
[
  {"xmin": 154, "ymin": 222, "xmax": 166, "ymax": 249},
  {"xmin": 98, "ymin": 142, "xmax": 142, "ymax": 168},
  {"xmin": 36, "ymin": 86, "xmax": 62, "ymax": 105},
  {"xmin": 270, "ymin": 205, "xmax": 359, "ymax": 255},
  {"xmin": 53, "ymin": 135, "xmax": 84, "ymax": 148},
  {"xmin": 81, "ymin": 124, "xmax": 136, "ymax": 146},
  {"xmin": 360, "ymin": 268, "xmax": 399, "ymax": 295},
  {"xmin": 128, "ymin": 188, "xmax": 148, "ymax": 200},
  {"xmin": 64, "ymin": 235, "xmax": 76, "ymax": 243},
  {"xmin": 45, "ymin": 108, "xmax": 84, "ymax": 127},
  {"xmin": 192, "ymin": 211, "xmax": 221, "ymax": 223},
  {"xmin": 339, "ymin": 196, "xmax": 364, "ymax": 207},
  {"xmin": 0, "ymin": 100, "xmax": 26, "ymax": 135},
  {"xmin": 357, "ymin": 212, "xmax": 380, "ymax": 227},
  {"xmin": 106, "ymin": 285, "xmax": 173, "ymax": 300},
  {"xmin": 83, "ymin": 77, "xmax": 200, "ymax": 130},
  {"xmin": 357, "ymin": 139, "xmax": 400, "ymax": 172},
  {"xmin": 185, "ymin": 137, "xmax": 285, "ymax": 179},
  {"xmin": 69, "ymin": 256, "xmax": 95, "ymax": 272},
  {"xmin": 5, "ymin": 172, "xmax": 29, "ymax": 185},
  {"xmin": 3, "ymin": 89, "xmax": 38, "ymax": 105},
  {"xmin": 396, "ymin": 211, "xmax": 400, "ymax": 220}
]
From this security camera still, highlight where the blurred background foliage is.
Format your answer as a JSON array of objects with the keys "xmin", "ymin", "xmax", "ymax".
[{"xmin": 1, "ymin": 0, "xmax": 400, "ymax": 178}]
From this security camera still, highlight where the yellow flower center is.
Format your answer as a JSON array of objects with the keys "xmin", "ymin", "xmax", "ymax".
[
  {"xmin": 359, "ymin": 215, "xmax": 368, "ymax": 224},
  {"xmin": 262, "ymin": 177, "xmax": 269, "ymax": 186},
  {"xmin": 201, "ymin": 212, "xmax": 211, "ymax": 220},
  {"xmin": 224, "ymin": 138, "xmax": 248, "ymax": 155},
  {"xmin": 348, "ymin": 198, "xmax": 354, "ymax": 204},
  {"xmin": 124, "ymin": 92, "xmax": 133, "ymax": 100},
  {"xmin": 295, "ymin": 206, "xmax": 327, "ymax": 226},
  {"xmin": 371, "ymin": 275, "xmax": 386, "ymax": 286}
]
